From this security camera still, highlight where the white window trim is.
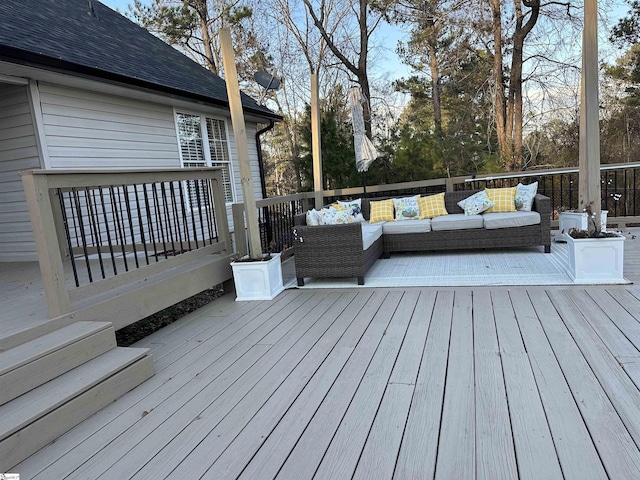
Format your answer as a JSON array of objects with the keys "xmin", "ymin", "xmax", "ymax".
[{"xmin": 173, "ymin": 108, "xmax": 236, "ymax": 204}]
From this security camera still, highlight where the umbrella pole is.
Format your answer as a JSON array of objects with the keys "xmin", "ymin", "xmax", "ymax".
[{"xmin": 361, "ymin": 171, "xmax": 367, "ymax": 197}]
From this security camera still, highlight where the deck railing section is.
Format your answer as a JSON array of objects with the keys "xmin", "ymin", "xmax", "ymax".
[
  {"xmin": 321, "ymin": 162, "xmax": 640, "ymax": 227},
  {"xmin": 21, "ymin": 168, "xmax": 231, "ymax": 318},
  {"xmin": 232, "ymin": 192, "xmax": 314, "ymax": 257},
  {"xmin": 230, "ymin": 163, "xmax": 640, "ymax": 268},
  {"xmin": 462, "ymin": 164, "xmax": 640, "ymax": 222}
]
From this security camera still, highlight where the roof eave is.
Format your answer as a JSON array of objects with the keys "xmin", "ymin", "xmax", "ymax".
[{"xmin": 0, "ymin": 46, "xmax": 283, "ymax": 122}]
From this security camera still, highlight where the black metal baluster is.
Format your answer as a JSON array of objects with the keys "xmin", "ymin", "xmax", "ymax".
[
  {"xmin": 87, "ymin": 187, "xmax": 106, "ymax": 279},
  {"xmin": 205, "ymin": 179, "xmax": 215, "ymax": 244},
  {"xmin": 169, "ymin": 182, "xmax": 184, "ymax": 254},
  {"xmin": 113, "ymin": 186, "xmax": 129, "ymax": 272},
  {"xmin": 98, "ymin": 187, "xmax": 118, "ymax": 275},
  {"xmin": 58, "ymin": 189, "xmax": 80, "ymax": 288},
  {"xmin": 186, "ymin": 180, "xmax": 199, "ymax": 249},
  {"xmin": 123, "ymin": 184, "xmax": 140, "ymax": 268},
  {"xmin": 177, "ymin": 181, "xmax": 192, "ymax": 251},
  {"xmin": 194, "ymin": 179, "xmax": 206, "ymax": 246},
  {"xmin": 72, "ymin": 187, "xmax": 93, "ymax": 284},
  {"xmin": 160, "ymin": 182, "xmax": 177, "ymax": 255},
  {"xmin": 134, "ymin": 184, "xmax": 150, "ymax": 265},
  {"xmin": 152, "ymin": 183, "xmax": 168, "ymax": 259},
  {"xmin": 143, "ymin": 184, "xmax": 159, "ymax": 262}
]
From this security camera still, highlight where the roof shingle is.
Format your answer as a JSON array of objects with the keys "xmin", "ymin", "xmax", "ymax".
[{"xmin": 0, "ymin": 0, "xmax": 278, "ymax": 119}]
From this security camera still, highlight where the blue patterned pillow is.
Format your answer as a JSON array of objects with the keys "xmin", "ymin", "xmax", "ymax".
[{"xmin": 457, "ymin": 191, "xmax": 494, "ymax": 216}]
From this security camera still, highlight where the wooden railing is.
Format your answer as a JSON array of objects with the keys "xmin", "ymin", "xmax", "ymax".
[
  {"xmin": 21, "ymin": 168, "xmax": 232, "ymax": 324},
  {"xmin": 233, "ymin": 192, "xmax": 314, "ymax": 257},
  {"xmin": 232, "ymin": 163, "xmax": 640, "ymax": 258}
]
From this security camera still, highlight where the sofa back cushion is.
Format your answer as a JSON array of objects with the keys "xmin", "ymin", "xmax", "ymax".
[
  {"xmin": 444, "ymin": 190, "xmax": 478, "ymax": 214},
  {"xmin": 361, "ymin": 191, "xmax": 478, "ymax": 219}
]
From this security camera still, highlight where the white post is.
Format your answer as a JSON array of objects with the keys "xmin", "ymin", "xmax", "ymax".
[
  {"xmin": 311, "ymin": 73, "xmax": 323, "ymax": 208},
  {"xmin": 579, "ymin": 0, "xmax": 601, "ymax": 224},
  {"xmin": 220, "ymin": 28, "xmax": 262, "ymax": 258}
]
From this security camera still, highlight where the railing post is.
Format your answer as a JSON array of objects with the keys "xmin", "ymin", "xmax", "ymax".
[
  {"xmin": 21, "ymin": 170, "xmax": 71, "ymax": 317},
  {"xmin": 232, "ymin": 202, "xmax": 248, "ymax": 256},
  {"xmin": 445, "ymin": 177, "xmax": 454, "ymax": 192},
  {"xmin": 211, "ymin": 171, "xmax": 231, "ymax": 255}
]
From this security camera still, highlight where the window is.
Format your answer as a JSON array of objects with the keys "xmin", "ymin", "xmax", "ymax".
[{"xmin": 176, "ymin": 112, "xmax": 234, "ymax": 206}]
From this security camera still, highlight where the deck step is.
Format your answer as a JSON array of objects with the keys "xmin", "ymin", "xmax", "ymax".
[
  {"xmin": 0, "ymin": 346, "xmax": 154, "ymax": 471},
  {"xmin": 0, "ymin": 321, "xmax": 115, "ymax": 406}
]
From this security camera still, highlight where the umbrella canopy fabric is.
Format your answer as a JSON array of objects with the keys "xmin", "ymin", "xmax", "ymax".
[{"xmin": 348, "ymin": 87, "xmax": 379, "ymax": 173}]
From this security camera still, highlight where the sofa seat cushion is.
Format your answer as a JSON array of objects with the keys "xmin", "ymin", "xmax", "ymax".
[
  {"xmin": 361, "ymin": 222, "xmax": 383, "ymax": 250},
  {"xmin": 483, "ymin": 211, "xmax": 540, "ymax": 230},
  {"xmin": 431, "ymin": 214, "xmax": 483, "ymax": 231},
  {"xmin": 382, "ymin": 219, "xmax": 432, "ymax": 235}
]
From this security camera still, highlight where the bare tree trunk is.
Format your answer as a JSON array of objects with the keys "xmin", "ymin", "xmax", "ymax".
[
  {"xmin": 489, "ymin": 0, "xmax": 510, "ymax": 164},
  {"xmin": 427, "ymin": 25, "xmax": 442, "ymax": 138},
  {"xmin": 302, "ymin": 0, "xmax": 381, "ymax": 137},
  {"xmin": 198, "ymin": 8, "xmax": 218, "ymax": 74},
  {"xmin": 507, "ymin": 0, "xmax": 540, "ymax": 171}
]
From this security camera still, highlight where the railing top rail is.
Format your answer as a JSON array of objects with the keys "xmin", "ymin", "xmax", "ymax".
[
  {"xmin": 19, "ymin": 168, "xmax": 225, "ymax": 189},
  {"xmin": 464, "ymin": 162, "xmax": 640, "ymax": 182},
  {"xmin": 252, "ymin": 192, "xmax": 315, "ymax": 208},
  {"xmin": 20, "ymin": 167, "xmax": 224, "ymax": 175}
]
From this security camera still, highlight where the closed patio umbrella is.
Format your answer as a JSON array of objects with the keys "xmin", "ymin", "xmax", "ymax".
[{"xmin": 349, "ymin": 86, "xmax": 379, "ymax": 194}]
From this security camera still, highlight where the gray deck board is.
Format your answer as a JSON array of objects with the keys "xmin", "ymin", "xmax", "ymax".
[
  {"xmin": 473, "ymin": 290, "xmax": 518, "ymax": 480},
  {"xmin": 12, "ymin": 281, "xmax": 640, "ymax": 479},
  {"xmin": 435, "ymin": 290, "xmax": 475, "ymax": 480},
  {"xmin": 510, "ymin": 290, "xmax": 608, "ymax": 480},
  {"xmin": 394, "ymin": 291, "xmax": 454, "ymax": 479},
  {"xmin": 492, "ymin": 289, "xmax": 563, "ymax": 480},
  {"xmin": 97, "ymin": 291, "xmax": 348, "ymax": 480},
  {"xmin": 531, "ymin": 291, "xmax": 640, "ymax": 479}
]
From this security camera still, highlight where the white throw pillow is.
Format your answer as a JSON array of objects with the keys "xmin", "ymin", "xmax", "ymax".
[
  {"xmin": 515, "ymin": 182, "xmax": 538, "ymax": 212},
  {"xmin": 457, "ymin": 190, "xmax": 495, "ymax": 216},
  {"xmin": 306, "ymin": 209, "xmax": 321, "ymax": 226},
  {"xmin": 393, "ymin": 195, "xmax": 420, "ymax": 221}
]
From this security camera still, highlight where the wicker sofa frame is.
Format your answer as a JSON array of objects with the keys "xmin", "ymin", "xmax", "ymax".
[
  {"xmin": 293, "ymin": 189, "xmax": 551, "ymax": 286},
  {"xmin": 292, "ymin": 222, "xmax": 383, "ymax": 286}
]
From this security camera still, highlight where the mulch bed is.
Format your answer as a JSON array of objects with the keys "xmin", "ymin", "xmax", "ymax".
[{"xmin": 115, "ymin": 284, "xmax": 225, "ymax": 347}]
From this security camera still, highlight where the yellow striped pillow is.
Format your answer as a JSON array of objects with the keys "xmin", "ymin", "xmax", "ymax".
[
  {"xmin": 485, "ymin": 187, "xmax": 517, "ymax": 213},
  {"xmin": 369, "ymin": 199, "xmax": 395, "ymax": 223},
  {"xmin": 418, "ymin": 193, "xmax": 448, "ymax": 219}
]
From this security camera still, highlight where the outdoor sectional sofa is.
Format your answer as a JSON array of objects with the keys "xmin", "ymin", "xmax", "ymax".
[{"xmin": 292, "ymin": 189, "xmax": 551, "ymax": 286}]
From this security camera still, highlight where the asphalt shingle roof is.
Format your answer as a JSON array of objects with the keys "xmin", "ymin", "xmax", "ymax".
[{"xmin": 0, "ymin": 0, "xmax": 279, "ymax": 119}]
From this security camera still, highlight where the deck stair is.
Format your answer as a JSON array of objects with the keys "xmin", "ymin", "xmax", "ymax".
[{"xmin": 0, "ymin": 321, "xmax": 154, "ymax": 471}]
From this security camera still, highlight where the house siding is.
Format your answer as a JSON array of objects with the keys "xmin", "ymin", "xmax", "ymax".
[
  {"xmin": 37, "ymin": 83, "xmax": 264, "ymax": 246},
  {"xmin": 0, "ymin": 84, "xmax": 40, "ymax": 261},
  {"xmin": 39, "ymin": 83, "xmax": 181, "ymax": 169}
]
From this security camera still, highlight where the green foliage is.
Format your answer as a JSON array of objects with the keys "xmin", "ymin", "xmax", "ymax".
[
  {"xmin": 386, "ymin": 47, "xmax": 500, "ymax": 179},
  {"xmin": 297, "ymin": 87, "xmax": 360, "ymax": 191},
  {"xmin": 611, "ymin": 1, "xmax": 640, "ymax": 47}
]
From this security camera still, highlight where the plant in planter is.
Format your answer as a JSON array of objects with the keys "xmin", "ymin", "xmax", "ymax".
[
  {"xmin": 565, "ymin": 205, "xmax": 626, "ymax": 284},
  {"xmin": 230, "ymin": 241, "xmax": 285, "ymax": 301},
  {"xmin": 557, "ymin": 206, "xmax": 607, "ymax": 241}
]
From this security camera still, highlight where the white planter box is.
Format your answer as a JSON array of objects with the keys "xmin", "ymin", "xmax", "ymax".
[
  {"xmin": 231, "ymin": 252, "xmax": 284, "ymax": 301},
  {"xmin": 566, "ymin": 233, "xmax": 626, "ymax": 284},
  {"xmin": 558, "ymin": 210, "xmax": 608, "ymax": 240}
]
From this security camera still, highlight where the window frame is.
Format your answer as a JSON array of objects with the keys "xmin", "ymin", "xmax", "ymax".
[{"xmin": 174, "ymin": 110, "xmax": 236, "ymax": 206}]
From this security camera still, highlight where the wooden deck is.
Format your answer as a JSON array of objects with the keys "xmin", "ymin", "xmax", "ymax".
[
  {"xmin": 10, "ymin": 279, "xmax": 640, "ymax": 479},
  {"xmin": 4, "ymin": 229, "xmax": 640, "ymax": 478}
]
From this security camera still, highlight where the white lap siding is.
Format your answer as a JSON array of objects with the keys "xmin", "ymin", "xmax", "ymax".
[
  {"xmin": 38, "ymin": 83, "xmax": 264, "ymax": 254},
  {"xmin": 0, "ymin": 84, "xmax": 41, "ymax": 261},
  {"xmin": 39, "ymin": 83, "xmax": 180, "ymax": 169}
]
